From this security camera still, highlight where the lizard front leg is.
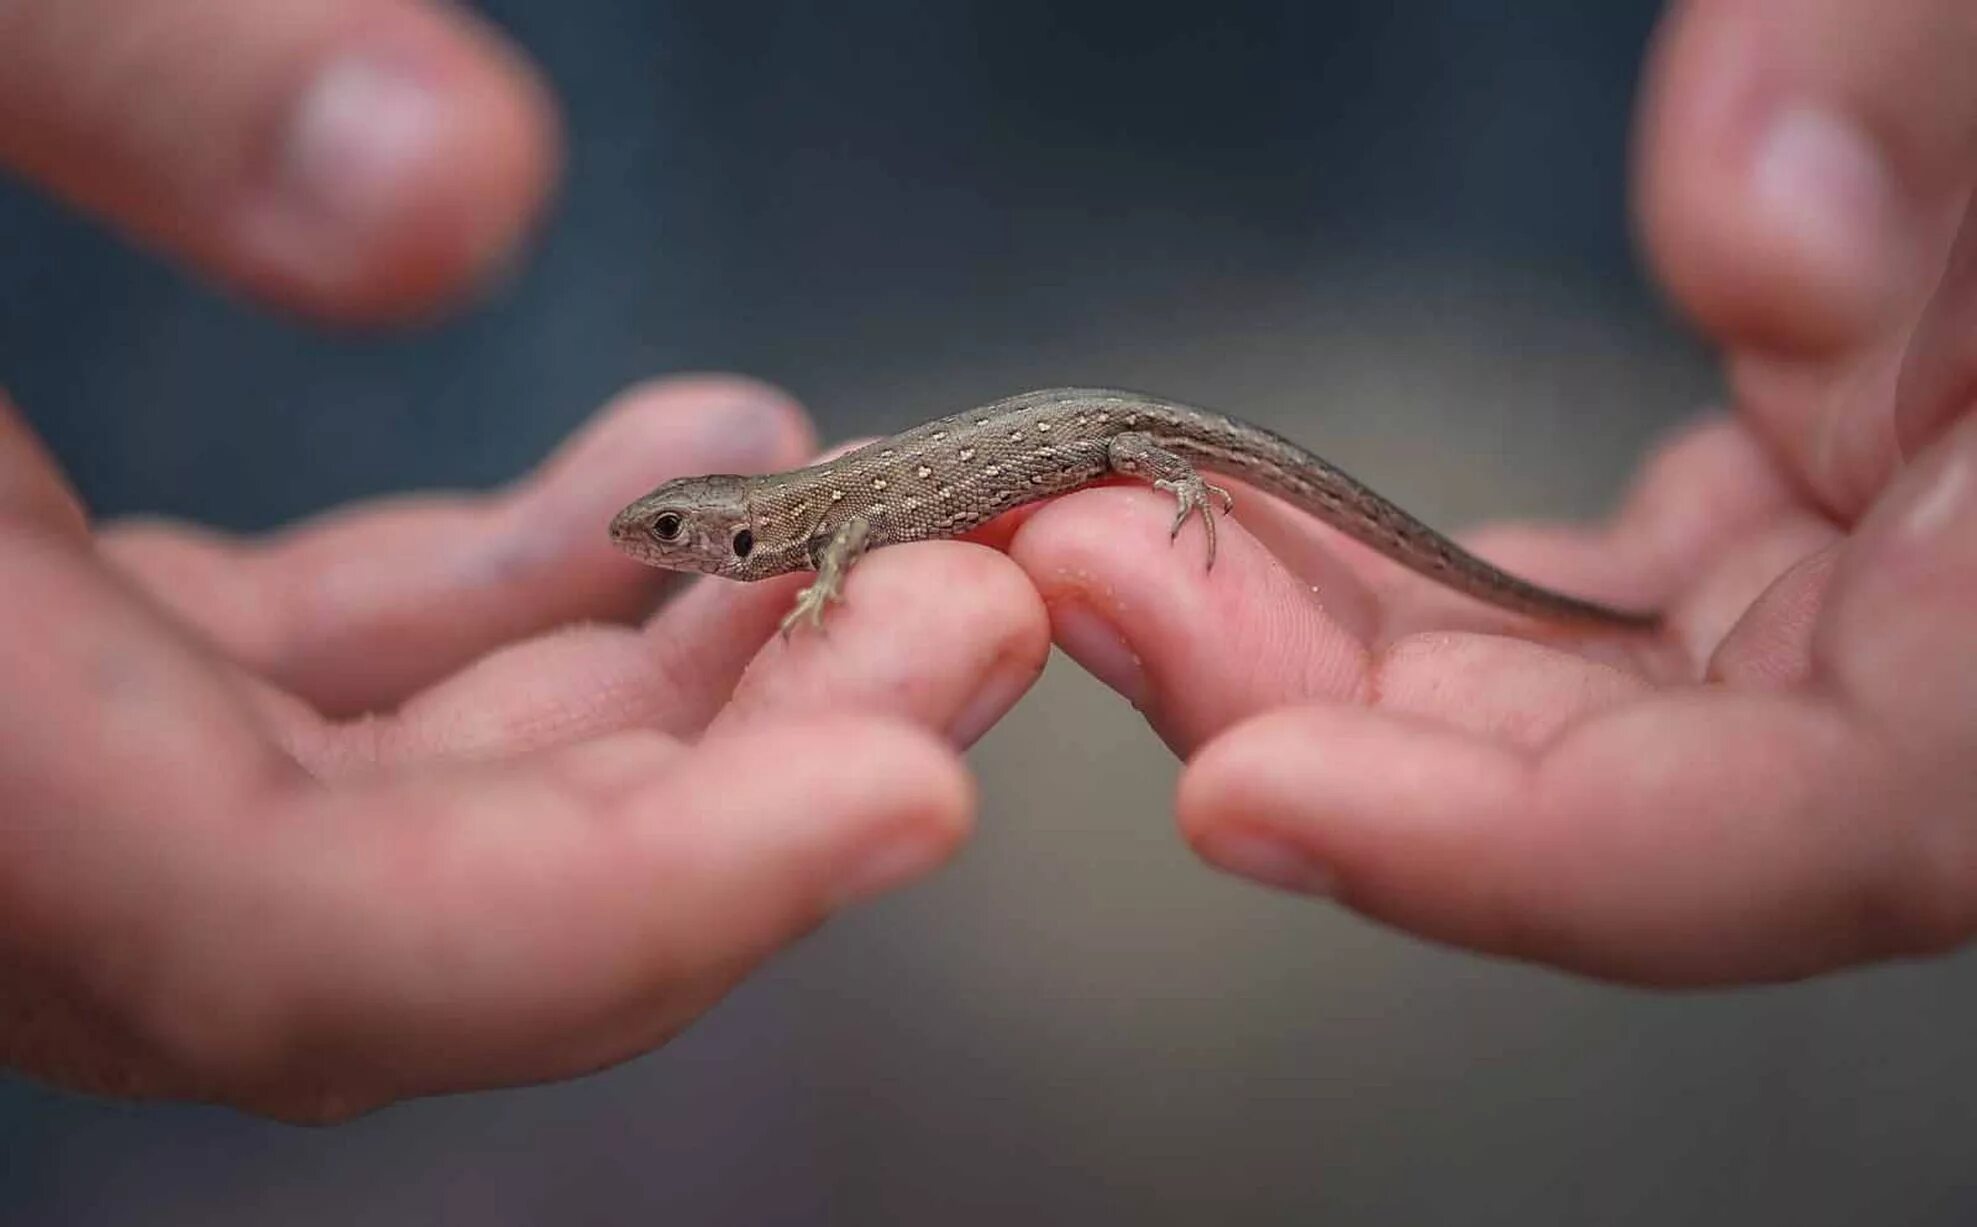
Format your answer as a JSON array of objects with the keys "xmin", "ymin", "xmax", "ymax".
[
  {"xmin": 1106, "ymin": 432, "xmax": 1235, "ymax": 568},
  {"xmin": 780, "ymin": 515, "xmax": 873, "ymax": 637}
]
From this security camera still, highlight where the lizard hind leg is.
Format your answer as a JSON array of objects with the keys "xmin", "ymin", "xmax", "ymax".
[{"xmin": 1107, "ymin": 432, "xmax": 1235, "ymax": 569}]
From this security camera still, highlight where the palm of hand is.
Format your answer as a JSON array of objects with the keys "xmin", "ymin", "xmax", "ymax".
[
  {"xmin": 0, "ymin": 378, "xmax": 1045, "ymax": 1119},
  {"xmin": 1007, "ymin": 220, "xmax": 1977, "ymax": 985}
]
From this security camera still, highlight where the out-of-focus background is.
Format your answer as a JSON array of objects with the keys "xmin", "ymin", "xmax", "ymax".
[{"xmin": 6, "ymin": 2, "xmax": 1977, "ymax": 1223}]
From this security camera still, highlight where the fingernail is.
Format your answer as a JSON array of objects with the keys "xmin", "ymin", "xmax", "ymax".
[
  {"xmin": 1751, "ymin": 105, "xmax": 1910, "ymax": 313},
  {"xmin": 272, "ymin": 53, "xmax": 446, "ymax": 247},
  {"xmin": 946, "ymin": 660, "xmax": 1043, "ymax": 747},
  {"xmin": 1050, "ymin": 600, "xmax": 1145, "ymax": 706},
  {"xmin": 829, "ymin": 827, "xmax": 952, "ymax": 910},
  {"xmin": 1195, "ymin": 829, "xmax": 1335, "ymax": 896}
]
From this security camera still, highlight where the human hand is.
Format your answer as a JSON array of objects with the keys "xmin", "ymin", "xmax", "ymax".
[
  {"xmin": 0, "ymin": 0, "xmax": 558, "ymax": 322},
  {"xmin": 1004, "ymin": 0, "xmax": 1977, "ymax": 985},
  {"xmin": 0, "ymin": 377, "xmax": 1047, "ymax": 1118}
]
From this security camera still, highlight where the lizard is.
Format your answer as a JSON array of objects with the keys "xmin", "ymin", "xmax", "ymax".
[{"xmin": 608, "ymin": 387, "xmax": 1660, "ymax": 636}]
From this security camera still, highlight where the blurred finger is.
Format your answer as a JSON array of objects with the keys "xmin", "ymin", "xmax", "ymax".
[
  {"xmin": 1177, "ymin": 693, "xmax": 1906, "ymax": 985},
  {"xmin": 1637, "ymin": 0, "xmax": 1977, "ymax": 355},
  {"xmin": 1179, "ymin": 416, "xmax": 1977, "ymax": 984},
  {"xmin": 0, "ymin": 0, "xmax": 557, "ymax": 321},
  {"xmin": 1818, "ymin": 412, "xmax": 1977, "ymax": 742},
  {"xmin": 0, "ymin": 393, "xmax": 88, "ymax": 541},
  {"xmin": 1895, "ymin": 201, "xmax": 1977, "ymax": 456},
  {"xmin": 0, "ymin": 529, "xmax": 293, "ymax": 1093},
  {"xmin": 12, "ymin": 718, "xmax": 973, "ymax": 1117},
  {"xmin": 103, "ymin": 376, "xmax": 814, "ymax": 716},
  {"xmin": 1603, "ymin": 414, "xmax": 1804, "ymax": 577}
]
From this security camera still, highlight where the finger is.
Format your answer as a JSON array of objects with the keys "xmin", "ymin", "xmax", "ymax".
[
  {"xmin": 1705, "ymin": 542, "xmax": 1840, "ymax": 690},
  {"xmin": 1603, "ymin": 413, "xmax": 1805, "ymax": 579},
  {"xmin": 711, "ymin": 542, "xmax": 1052, "ymax": 748},
  {"xmin": 0, "ymin": 531, "xmax": 281, "ymax": 835},
  {"xmin": 0, "ymin": 528, "xmax": 294, "ymax": 1094},
  {"xmin": 1895, "ymin": 201, "xmax": 1977, "ymax": 456},
  {"xmin": 1452, "ymin": 413, "xmax": 1838, "ymax": 669},
  {"xmin": 103, "ymin": 376, "xmax": 814, "ymax": 716},
  {"xmin": 0, "ymin": 392, "xmax": 89, "ymax": 541},
  {"xmin": 330, "ymin": 576, "xmax": 793, "ymax": 766},
  {"xmin": 1636, "ymin": 0, "xmax": 1977, "ymax": 355},
  {"xmin": 1009, "ymin": 484, "xmax": 1670, "ymax": 755},
  {"xmin": 0, "ymin": 0, "xmax": 557, "ymax": 321},
  {"xmin": 1818, "ymin": 413, "xmax": 1977, "ymax": 749},
  {"xmin": 1180, "ymin": 419, "xmax": 1977, "ymax": 984},
  {"xmin": 0, "ymin": 435, "xmax": 970, "ymax": 1115},
  {"xmin": 1177, "ymin": 694, "xmax": 1901, "ymax": 985},
  {"xmin": 310, "ymin": 539, "xmax": 1049, "ymax": 768},
  {"xmin": 1009, "ymin": 485, "xmax": 1377, "ymax": 754},
  {"xmin": 12, "ymin": 719, "xmax": 972, "ymax": 1118}
]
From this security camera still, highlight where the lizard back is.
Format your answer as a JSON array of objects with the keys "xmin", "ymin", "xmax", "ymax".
[{"xmin": 744, "ymin": 388, "xmax": 1654, "ymax": 628}]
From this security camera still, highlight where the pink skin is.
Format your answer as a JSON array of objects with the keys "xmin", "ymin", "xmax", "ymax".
[
  {"xmin": 4, "ymin": 0, "xmax": 1977, "ymax": 1115},
  {"xmin": 1013, "ymin": 0, "xmax": 1977, "ymax": 986},
  {"xmin": 0, "ymin": 378, "xmax": 1049, "ymax": 1119},
  {"xmin": 0, "ymin": 0, "xmax": 560, "ymax": 322}
]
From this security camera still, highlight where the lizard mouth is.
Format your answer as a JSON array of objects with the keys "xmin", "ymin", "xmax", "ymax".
[{"xmin": 607, "ymin": 509, "xmax": 663, "ymax": 566}]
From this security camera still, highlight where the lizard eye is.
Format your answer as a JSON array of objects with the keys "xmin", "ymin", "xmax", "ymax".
[
  {"xmin": 649, "ymin": 512, "xmax": 684, "ymax": 541},
  {"xmin": 731, "ymin": 529, "xmax": 755, "ymax": 558}
]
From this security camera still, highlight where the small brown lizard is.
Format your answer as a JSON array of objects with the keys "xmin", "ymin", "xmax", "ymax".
[{"xmin": 609, "ymin": 387, "xmax": 1659, "ymax": 635}]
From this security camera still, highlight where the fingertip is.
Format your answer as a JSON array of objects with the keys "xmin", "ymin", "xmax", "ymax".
[
  {"xmin": 1634, "ymin": 1, "xmax": 1926, "ymax": 355},
  {"xmin": 505, "ymin": 373, "xmax": 814, "ymax": 626},
  {"xmin": 1178, "ymin": 704, "xmax": 1539, "ymax": 942},
  {"xmin": 719, "ymin": 542, "xmax": 1051, "ymax": 746},
  {"xmin": 532, "ymin": 374, "xmax": 816, "ymax": 547},
  {"xmin": 1174, "ymin": 708, "xmax": 1298, "ymax": 843},
  {"xmin": 233, "ymin": 3, "xmax": 562, "ymax": 321},
  {"xmin": 1176, "ymin": 707, "xmax": 1350, "ymax": 893},
  {"xmin": 589, "ymin": 374, "xmax": 819, "ymax": 476},
  {"xmin": 1177, "ymin": 707, "xmax": 1350, "ymax": 865},
  {"xmin": 1011, "ymin": 487, "xmax": 1371, "ymax": 752},
  {"xmin": 1608, "ymin": 413, "xmax": 1798, "ymax": 573},
  {"xmin": 1178, "ymin": 705, "xmax": 1524, "ymax": 847}
]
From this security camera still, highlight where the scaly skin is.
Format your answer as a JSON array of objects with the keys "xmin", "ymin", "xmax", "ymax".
[{"xmin": 610, "ymin": 387, "xmax": 1659, "ymax": 631}]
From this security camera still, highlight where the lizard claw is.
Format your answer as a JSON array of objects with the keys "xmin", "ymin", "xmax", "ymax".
[
  {"xmin": 1154, "ymin": 475, "xmax": 1231, "ymax": 570},
  {"xmin": 778, "ymin": 514, "xmax": 871, "ymax": 639},
  {"xmin": 778, "ymin": 577, "xmax": 840, "ymax": 639}
]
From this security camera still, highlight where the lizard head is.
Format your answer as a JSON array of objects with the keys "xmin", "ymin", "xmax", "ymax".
[{"xmin": 610, "ymin": 475, "xmax": 769, "ymax": 578}]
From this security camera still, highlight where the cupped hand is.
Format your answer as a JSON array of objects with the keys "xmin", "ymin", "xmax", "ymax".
[
  {"xmin": 0, "ymin": 377, "xmax": 1048, "ymax": 1118},
  {"xmin": 0, "ymin": 0, "xmax": 557, "ymax": 321},
  {"xmin": 1007, "ymin": 0, "xmax": 1977, "ymax": 986}
]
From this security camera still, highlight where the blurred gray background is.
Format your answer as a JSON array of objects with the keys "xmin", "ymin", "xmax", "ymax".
[{"xmin": 6, "ymin": 2, "xmax": 1976, "ymax": 1223}]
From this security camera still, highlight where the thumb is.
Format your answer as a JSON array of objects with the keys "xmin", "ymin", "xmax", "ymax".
[{"xmin": 0, "ymin": 0, "xmax": 558, "ymax": 322}]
